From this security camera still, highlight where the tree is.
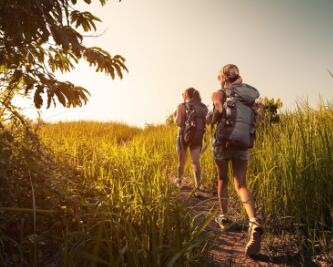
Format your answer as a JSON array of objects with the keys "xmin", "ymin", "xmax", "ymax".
[
  {"xmin": 255, "ymin": 97, "xmax": 283, "ymax": 123},
  {"xmin": 0, "ymin": 0, "xmax": 127, "ymax": 122},
  {"xmin": 165, "ymin": 112, "xmax": 175, "ymax": 126}
]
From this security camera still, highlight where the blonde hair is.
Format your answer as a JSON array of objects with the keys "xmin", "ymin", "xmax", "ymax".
[{"xmin": 218, "ymin": 64, "xmax": 242, "ymax": 89}]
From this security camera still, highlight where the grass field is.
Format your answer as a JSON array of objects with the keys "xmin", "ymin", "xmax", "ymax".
[{"xmin": 0, "ymin": 103, "xmax": 332, "ymax": 266}]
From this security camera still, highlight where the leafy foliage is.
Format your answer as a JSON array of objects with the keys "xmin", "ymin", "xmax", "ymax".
[
  {"xmin": 165, "ymin": 112, "xmax": 175, "ymax": 126},
  {"xmin": 0, "ymin": 124, "xmax": 78, "ymax": 266},
  {"xmin": 0, "ymin": 0, "xmax": 127, "ymax": 117},
  {"xmin": 256, "ymin": 97, "xmax": 283, "ymax": 124}
]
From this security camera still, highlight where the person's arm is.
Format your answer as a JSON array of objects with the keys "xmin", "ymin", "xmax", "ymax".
[
  {"xmin": 173, "ymin": 104, "xmax": 186, "ymax": 126},
  {"xmin": 211, "ymin": 91, "xmax": 224, "ymax": 124},
  {"xmin": 212, "ymin": 91, "xmax": 224, "ymax": 113}
]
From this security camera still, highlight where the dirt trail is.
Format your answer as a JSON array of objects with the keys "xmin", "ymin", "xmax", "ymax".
[{"xmin": 178, "ymin": 177, "xmax": 321, "ymax": 267}]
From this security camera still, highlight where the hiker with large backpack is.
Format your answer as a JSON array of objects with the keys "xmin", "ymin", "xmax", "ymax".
[
  {"xmin": 173, "ymin": 87, "xmax": 208, "ymax": 192},
  {"xmin": 210, "ymin": 64, "xmax": 264, "ymax": 257}
]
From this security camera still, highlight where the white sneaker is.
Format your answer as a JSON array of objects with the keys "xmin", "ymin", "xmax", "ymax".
[
  {"xmin": 194, "ymin": 184, "xmax": 207, "ymax": 197},
  {"xmin": 245, "ymin": 221, "xmax": 264, "ymax": 257},
  {"xmin": 174, "ymin": 178, "xmax": 182, "ymax": 187},
  {"xmin": 197, "ymin": 185, "xmax": 207, "ymax": 191},
  {"xmin": 215, "ymin": 214, "xmax": 236, "ymax": 231}
]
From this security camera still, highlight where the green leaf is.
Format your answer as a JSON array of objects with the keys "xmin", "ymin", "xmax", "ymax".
[
  {"xmin": 83, "ymin": 47, "xmax": 127, "ymax": 79},
  {"xmin": 70, "ymin": 11, "xmax": 101, "ymax": 32},
  {"xmin": 34, "ymin": 85, "xmax": 44, "ymax": 109}
]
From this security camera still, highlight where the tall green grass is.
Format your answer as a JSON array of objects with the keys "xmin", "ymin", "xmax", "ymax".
[
  {"xmin": 248, "ymin": 103, "xmax": 333, "ymax": 251},
  {"xmin": 39, "ymin": 103, "xmax": 332, "ymax": 259},
  {"xmin": 36, "ymin": 122, "xmax": 212, "ymax": 267},
  {"xmin": 1, "ymin": 102, "xmax": 332, "ymax": 266},
  {"xmin": 40, "ymin": 102, "xmax": 332, "ymax": 260}
]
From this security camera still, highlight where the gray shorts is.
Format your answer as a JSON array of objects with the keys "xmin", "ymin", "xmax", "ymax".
[{"xmin": 213, "ymin": 145, "xmax": 249, "ymax": 161}]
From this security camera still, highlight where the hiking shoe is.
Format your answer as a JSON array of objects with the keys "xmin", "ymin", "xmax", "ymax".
[
  {"xmin": 174, "ymin": 178, "xmax": 182, "ymax": 187},
  {"xmin": 245, "ymin": 221, "xmax": 264, "ymax": 257},
  {"xmin": 215, "ymin": 214, "xmax": 235, "ymax": 231},
  {"xmin": 194, "ymin": 190, "xmax": 203, "ymax": 197},
  {"xmin": 194, "ymin": 185, "xmax": 207, "ymax": 197},
  {"xmin": 197, "ymin": 184, "xmax": 207, "ymax": 191}
]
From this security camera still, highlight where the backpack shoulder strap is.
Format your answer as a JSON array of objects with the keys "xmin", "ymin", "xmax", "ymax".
[{"xmin": 228, "ymin": 85, "xmax": 238, "ymax": 97}]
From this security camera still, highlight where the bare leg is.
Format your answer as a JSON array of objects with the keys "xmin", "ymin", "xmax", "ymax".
[
  {"xmin": 177, "ymin": 148, "xmax": 187, "ymax": 180},
  {"xmin": 215, "ymin": 160, "xmax": 229, "ymax": 215},
  {"xmin": 232, "ymin": 159, "xmax": 256, "ymax": 219},
  {"xmin": 190, "ymin": 146, "xmax": 201, "ymax": 187}
]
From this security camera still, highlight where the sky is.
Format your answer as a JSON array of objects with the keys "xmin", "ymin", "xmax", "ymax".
[{"xmin": 18, "ymin": 0, "xmax": 333, "ymax": 126}]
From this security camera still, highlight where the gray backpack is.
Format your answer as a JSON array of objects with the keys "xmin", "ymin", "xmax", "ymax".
[{"xmin": 215, "ymin": 83, "xmax": 260, "ymax": 149}]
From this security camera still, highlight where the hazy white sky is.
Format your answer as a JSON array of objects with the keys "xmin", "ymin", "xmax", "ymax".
[{"xmin": 19, "ymin": 0, "xmax": 333, "ymax": 126}]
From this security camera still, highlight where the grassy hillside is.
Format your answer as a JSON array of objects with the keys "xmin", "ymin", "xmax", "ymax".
[{"xmin": 0, "ymin": 104, "xmax": 332, "ymax": 266}]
